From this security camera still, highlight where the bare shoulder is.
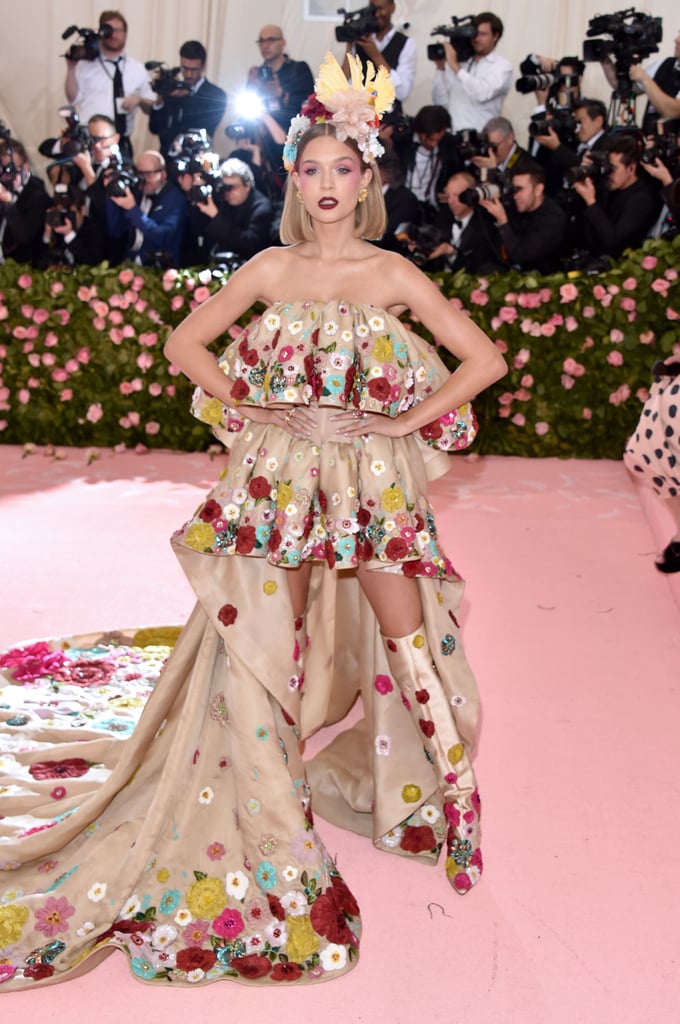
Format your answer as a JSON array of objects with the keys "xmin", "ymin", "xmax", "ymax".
[
  {"xmin": 229, "ymin": 245, "xmax": 301, "ymax": 304},
  {"xmin": 370, "ymin": 250, "xmax": 443, "ymax": 314}
]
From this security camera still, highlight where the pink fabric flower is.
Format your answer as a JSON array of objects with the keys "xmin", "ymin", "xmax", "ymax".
[
  {"xmin": 374, "ymin": 674, "xmax": 393, "ymax": 695},
  {"xmin": 35, "ymin": 896, "xmax": 75, "ymax": 937}
]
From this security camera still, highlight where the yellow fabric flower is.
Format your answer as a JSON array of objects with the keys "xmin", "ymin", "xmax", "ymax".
[
  {"xmin": 263, "ymin": 580, "xmax": 277, "ymax": 595},
  {"xmin": 448, "ymin": 744, "xmax": 465, "ymax": 766},
  {"xmin": 381, "ymin": 485, "xmax": 405, "ymax": 513},
  {"xmin": 132, "ymin": 626, "xmax": 181, "ymax": 648},
  {"xmin": 285, "ymin": 915, "xmax": 319, "ymax": 961},
  {"xmin": 184, "ymin": 522, "xmax": 217, "ymax": 551},
  {"xmin": 372, "ymin": 336, "xmax": 393, "ymax": 362},
  {"xmin": 401, "ymin": 783, "xmax": 422, "ymax": 804},
  {"xmin": 412, "ymin": 634, "xmax": 425, "ymax": 649},
  {"xmin": 276, "ymin": 482, "xmax": 294, "ymax": 510},
  {"xmin": 156, "ymin": 868, "xmax": 170, "ymax": 884},
  {"xmin": 198, "ymin": 397, "xmax": 224, "ymax": 426},
  {"xmin": 185, "ymin": 877, "xmax": 227, "ymax": 919},
  {"xmin": 0, "ymin": 904, "xmax": 29, "ymax": 946}
]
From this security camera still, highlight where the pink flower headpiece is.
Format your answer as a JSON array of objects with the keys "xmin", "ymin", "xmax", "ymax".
[{"xmin": 283, "ymin": 51, "xmax": 395, "ymax": 172}]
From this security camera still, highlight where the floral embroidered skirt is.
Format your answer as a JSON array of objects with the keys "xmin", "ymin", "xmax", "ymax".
[{"xmin": 0, "ymin": 427, "xmax": 482, "ymax": 990}]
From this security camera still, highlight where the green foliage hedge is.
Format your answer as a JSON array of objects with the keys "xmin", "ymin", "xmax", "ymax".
[{"xmin": 1, "ymin": 236, "xmax": 678, "ymax": 458}]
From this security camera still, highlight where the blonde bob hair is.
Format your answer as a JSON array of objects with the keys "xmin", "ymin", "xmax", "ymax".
[{"xmin": 279, "ymin": 123, "xmax": 387, "ymax": 244}]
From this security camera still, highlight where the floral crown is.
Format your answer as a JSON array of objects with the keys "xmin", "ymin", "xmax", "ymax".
[{"xmin": 283, "ymin": 51, "xmax": 395, "ymax": 172}]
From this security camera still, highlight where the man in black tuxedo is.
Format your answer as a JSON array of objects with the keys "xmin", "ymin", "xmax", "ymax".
[
  {"xmin": 0, "ymin": 138, "xmax": 50, "ymax": 264},
  {"xmin": 374, "ymin": 152, "xmax": 421, "ymax": 252},
  {"xmin": 573, "ymin": 133, "xmax": 662, "ymax": 259},
  {"xmin": 424, "ymin": 170, "xmax": 506, "ymax": 274},
  {"xmin": 393, "ymin": 106, "xmax": 464, "ymax": 223},
  {"xmin": 149, "ymin": 41, "xmax": 227, "ymax": 159}
]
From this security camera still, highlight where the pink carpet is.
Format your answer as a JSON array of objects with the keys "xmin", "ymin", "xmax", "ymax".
[{"xmin": 1, "ymin": 445, "xmax": 678, "ymax": 1022}]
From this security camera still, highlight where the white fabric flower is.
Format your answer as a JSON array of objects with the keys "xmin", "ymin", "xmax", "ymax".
[{"xmin": 320, "ymin": 943, "xmax": 348, "ymax": 971}]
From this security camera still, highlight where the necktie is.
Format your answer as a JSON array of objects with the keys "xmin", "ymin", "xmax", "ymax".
[{"xmin": 110, "ymin": 59, "xmax": 126, "ymax": 137}]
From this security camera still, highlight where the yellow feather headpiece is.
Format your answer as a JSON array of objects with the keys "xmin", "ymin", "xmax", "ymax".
[{"xmin": 283, "ymin": 52, "xmax": 395, "ymax": 171}]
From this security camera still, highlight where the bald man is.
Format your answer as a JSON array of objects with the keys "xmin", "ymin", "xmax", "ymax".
[
  {"xmin": 242, "ymin": 25, "xmax": 314, "ymax": 175},
  {"xmin": 106, "ymin": 149, "xmax": 187, "ymax": 266}
]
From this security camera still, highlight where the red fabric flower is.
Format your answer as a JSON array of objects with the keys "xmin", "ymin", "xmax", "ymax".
[
  {"xmin": 385, "ymin": 537, "xmax": 409, "ymax": 561},
  {"xmin": 176, "ymin": 946, "xmax": 217, "ymax": 973},
  {"xmin": 230, "ymin": 379, "xmax": 249, "ymax": 401},
  {"xmin": 268, "ymin": 528, "xmax": 282, "ymax": 553},
  {"xmin": 367, "ymin": 377, "xmax": 390, "ymax": 402},
  {"xmin": 414, "ymin": 514, "xmax": 425, "ymax": 532},
  {"xmin": 58, "ymin": 660, "xmax": 115, "ymax": 687},
  {"xmin": 331, "ymin": 874, "xmax": 360, "ymax": 919},
  {"xmin": 400, "ymin": 825, "xmax": 437, "ymax": 854},
  {"xmin": 235, "ymin": 525, "xmax": 256, "ymax": 554},
  {"xmin": 29, "ymin": 758, "xmax": 92, "ymax": 780},
  {"xmin": 199, "ymin": 499, "xmax": 222, "ymax": 522},
  {"xmin": 23, "ymin": 962, "xmax": 55, "ymax": 981},
  {"xmin": 248, "ymin": 475, "xmax": 270, "ymax": 499},
  {"xmin": 309, "ymin": 891, "xmax": 354, "ymax": 945},
  {"xmin": 267, "ymin": 893, "xmax": 285, "ymax": 920},
  {"xmin": 402, "ymin": 559, "xmax": 424, "ymax": 578},
  {"xmin": 415, "ymin": 689, "xmax": 430, "ymax": 704},
  {"xmin": 243, "ymin": 349, "xmax": 259, "ymax": 367},
  {"xmin": 218, "ymin": 604, "xmax": 238, "ymax": 627},
  {"xmin": 357, "ymin": 508, "xmax": 371, "ymax": 527},
  {"xmin": 271, "ymin": 961, "xmax": 303, "ymax": 982},
  {"xmin": 231, "ymin": 954, "xmax": 272, "ymax": 979},
  {"xmin": 420, "ymin": 419, "xmax": 444, "ymax": 440},
  {"xmin": 419, "ymin": 719, "xmax": 435, "ymax": 738}
]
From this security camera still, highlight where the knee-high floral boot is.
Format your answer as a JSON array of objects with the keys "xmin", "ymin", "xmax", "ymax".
[{"xmin": 382, "ymin": 625, "xmax": 482, "ymax": 894}]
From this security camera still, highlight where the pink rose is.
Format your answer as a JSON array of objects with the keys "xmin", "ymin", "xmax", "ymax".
[
  {"xmin": 518, "ymin": 291, "xmax": 541, "ymax": 309},
  {"xmin": 607, "ymin": 284, "xmax": 620, "ymax": 295},
  {"xmin": 540, "ymin": 323, "xmax": 556, "ymax": 337},
  {"xmin": 495, "ymin": 338, "xmax": 508, "ymax": 353},
  {"xmin": 448, "ymin": 295, "xmax": 464, "ymax": 309},
  {"xmin": 122, "ymin": 324, "xmax": 136, "ymax": 338},
  {"xmin": 498, "ymin": 391, "xmax": 514, "ymax": 406},
  {"xmin": 86, "ymin": 403, "xmax": 103, "ymax": 423},
  {"xmin": 514, "ymin": 388, "xmax": 531, "ymax": 401},
  {"xmin": 620, "ymin": 297, "xmax": 636, "ymax": 312},
  {"xmin": 504, "ymin": 292, "xmax": 517, "ymax": 303},
  {"xmin": 51, "ymin": 369, "xmax": 69, "ymax": 382},
  {"xmin": 593, "ymin": 284, "xmax": 606, "ymax": 300},
  {"xmin": 118, "ymin": 268, "xmax": 134, "ymax": 285},
  {"xmin": 511, "ymin": 413, "xmax": 525, "ymax": 426},
  {"xmin": 665, "ymin": 268, "xmax": 678, "ymax": 281},
  {"xmin": 582, "ymin": 305, "xmax": 595, "ymax": 318},
  {"xmin": 17, "ymin": 274, "xmax": 32, "ymax": 289},
  {"xmin": 582, "ymin": 407, "xmax": 592, "ymax": 420},
  {"xmin": 33, "ymin": 308, "xmax": 49, "ymax": 324},
  {"xmin": 65, "ymin": 359, "xmax": 79, "ymax": 374},
  {"xmin": 622, "ymin": 277, "xmax": 637, "ymax": 290},
  {"xmin": 93, "ymin": 317, "xmax": 106, "ymax": 331},
  {"xmin": 108, "ymin": 309, "xmax": 123, "ymax": 325},
  {"xmin": 170, "ymin": 295, "xmax": 184, "ymax": 311},
  {"xmin": 559, "ymin": 282, "xmax": 579, "ymax": 302},
  {"xmin": 641, "ymin": 255, "xmax": 657, "ymax": 270},
  {"xmin": 521, "ymin": 374, "xmax": 533, "ymax": 387},
  {"xmin": 499, "ymin": 305, "xmax": 518, "ymax": 323},
  {"xmin": 76, "ymin": 347, "xmax": 90, "ymax": 363},
  {"xmin": 77, "ymin": 285, "xmax": 95, "ymax": 301},
  {"xmin": 469, "ymin": 288, "xmax": 489, "ymax": 305},
  {"xmin": 561, "ymin": 374, "xmax": 575, "ymax": 390},
  {"xmin": 145, "ymin": 421, "xmax": 160, "ymax": 435},
  {"xmin": 60, "ymin": 389, "xmax": 73, "ymax": 402},
  {"xmin": 119, "ymin": 382, "xmax": 134, "ymax": 396},
  {"xmin": 165, "ymin": 385, "xmax": 176, "ymax": 397},
  {"xmin": 565, "ymin": 316, "xmax": 578, "ymax": 332},
  {"xmin": 667, "ymin": 307, "xmax": 680, "ymax": 321},
  {"xmin": 608, "ymin": 384, "xmax": 631, "ymax": 406},
  {"xmin": 607, "ymin": 350, "xmax": 624, "ymax": 366},
  {"xmin": 535, "ymin": 421, "xmax": 550, "ymax": 436},
  {"xmin": 636, "ymin": 387, "xmax": 649, "ymax": 403},
  {"xmin": 50, "ymin": 281, "xmax": 64, "ymax": 296},
  {"xmin": 18, "ymin": 388, "xmax": 30, "ymax": 404},
  {"xmin": 639, "ymin": 331, "xmax": 655, "ymax": 344},
  {"xmin": 194, "ymin": 286, "xmax": 211, "ymax": 303},
  {"xmin": 652, "ymin": 278, "xmax": 669, "ymax": 293},
  {"xmin": 135, "ymin": 299, "xmax": 148, "ymax": 313},
  {"xmin": 581, "ymin": 337, "xmax": 594, "ymax": 351},
  {"xmin": 42, "ymin": 353, "xmax": 56, "ymax": 366},
  {"xmin": 139, "ymin": 332, "xmax": 158, "ymax": 347},
  {"xmin": 539, "ymin": 288, "xmax": 552, "ymax": 302},
  {"xmin": 498, "ymin": 405, "xmax": 512, "ymax": 418},
  {"xmin": 131, "ymin": 378, "xmax": 143, "ymax": 391},
  {"xmin": 132, "ymin": 275, "xmax": 145, "ymax": 291},
  {"xmin": 148, "ymin": 382, "xmax": 162, "ymax": 397},
  {"xmin": 609, "ymin": 329, "xmax": 624, "ymax": 343},
  {"xmin": 137, "ymin": 352, "xmax": 154, "ymax": 371},
  {"xmin": 92, "ymin": 300, "xmax": 109, "ymax": 317},
  {"xmin": 109, "ymin": 328, "xmax": 124, "ymax": 344}
]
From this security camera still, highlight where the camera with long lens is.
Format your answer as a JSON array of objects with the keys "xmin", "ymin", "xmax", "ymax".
[
  {"xmin": 528, "ymin": 108, "xmax": 578, "ymax": 145},
  {"xmin": 564, "ymin": 150, "xmax": 613, "ymax": 185},
  {"xmin": 516, "ymin": 55, "xmax": 584, "ymax": 98},
  {"xmin": 335, "ymin": 5, "xmax": 380, "ymax": 44},
  {"xmin": 459, "ymin": 170, "xmax": 514, "ymax": 207},
  {"xmin": 394, "ymin": 222, "xmax": 449, "ymax": 267},
  {"xmin": 381, "ymin": 109, "xmax": 413, "ymax": 140},
  {"xmin": 103, "ymin": 150, "xmax": 142, "ymax": 199},
  {"xmin": 61, "ymin": 23, "xmax": 113, "ymax": 62},
  {"xmin": 45, "ymin": 183, "xmax": 78, "ymax": 229},
  {"xmin": 145, "ymin": 61, "xmax": 190, "ymax": 98},
  {"xmin": 55, "ymin": 105, "xmax": 91, "ymax": 158},
  {"xmin": 428, "ymin": 16, "xmax": 478, "ymax": 63},
  {"xmin": 452, "ymin": 128, "xmax": 489, "ymax": 162},
  {"xmin": 582, "ymin": 8, "xmax": 663, "ymax": 95},
  {"xmin": 225, "ymin": 89, "xmax": 266, "ymax": 143},
  {"xmin": 640, "ymin": 120, "xmax": 680, "ymax": 172}
]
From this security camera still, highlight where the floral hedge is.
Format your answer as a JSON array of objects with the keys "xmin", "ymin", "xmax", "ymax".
[{"xmin": 0, "ymin": 236, "xmax": 678, "ymax": 458}]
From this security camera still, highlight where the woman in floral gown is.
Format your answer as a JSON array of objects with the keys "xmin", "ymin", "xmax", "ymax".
[{"xmin": 0, "ymin": 55, "xmax": 505, "ymax": 989}]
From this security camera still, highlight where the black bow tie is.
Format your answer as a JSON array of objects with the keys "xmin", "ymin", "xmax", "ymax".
[{"xmin": 452, "ymin": 218, "xmax": 463, "ymax": 229}]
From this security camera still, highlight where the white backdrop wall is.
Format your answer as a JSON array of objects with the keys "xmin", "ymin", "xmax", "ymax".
[{"xmin": 1, "ymin": 1, "xmax": 677, "ymax": 175}]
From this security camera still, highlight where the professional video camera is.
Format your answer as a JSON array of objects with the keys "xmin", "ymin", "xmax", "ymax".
[
  {"xmin": 459, "ymin": 169, "xmax": 514, "ymax": 207},
  {"xmin": 428, "ymin": 16, "xmax": 477, "ymax": 63},
  {"xmin": 452, "ymin": 128, "xmax": 489, "ymax": 162},
  {"xmin": 335, "ymin": 5, "xmax": 380, "ymax": 44},
  {"xmin": 564, "ymin": 150, "xmax": 613, "ymax": 185},
  {"xmin": 582, "ymin": 8, "xmax": 662, "ymax": 95},
  {"xmin": 53, "ymin": 105, "xmax": 91, "ymax": 159},
  {"xmin": 103, "ymin": 151, "xmax": 141, "ymax": 199},
  {"xmin": 61, "ymin": 23, "xmax": 113, "ymax": 61},
  {"xmin": 145, "ymin": 61, "xmax": 190, "ymax": 98}
]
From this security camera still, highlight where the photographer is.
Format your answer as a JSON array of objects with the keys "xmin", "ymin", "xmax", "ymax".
[
  {"xmin": 239, "ymin": 26, "xmax": 314, "ymax": 176},
  {"xmin": 395, "ymin": 106, "xmax": 464, "ymax": 221},
  {"xmin": 0, "ymin": 138, "xmax": 50, "ymax": 265},
  {"xmin": 41, "ymin": 163, "xmax": 104, "ymax": 267},
  {"xmin": 186, "ymin": 157, "xmax": 273, "ymax": 263},
  {"xmin": 426, "ymin": 169, "xmax": 506, "ymax": 274},
  {"xmin": 64, "ymin": 10, "xmax": 154, "ymax": 159},
  {"xmin": 480, "ymin": 161, "xmax": 568, "ymax": 274},
  {"xmin": 148, "ymin": 41, "xmax": 227, "ymax": 160},
  {"xmin": 573, "ymin": 133, "xmax": 662, "ymax": 259},
  {"xmin": 601, "ymin": 29, "xmax": 680, "ymax": 130},
  {"xmin": 106, "ymin": 149, "xmax": 187, "ymax": 267},
  {"xmin": 432, "ymin": 12, "xmax": 513, "ymax": 132},
  {"xmin": 471, "ymin": 116, "xmax": 529, "ymax": 173},
  {"xmin": 342, "ymin": 2, "xmax": 417, "ymax": 109},
  {"xmin": 374, "ymin": 151, "xmax": 421, "ymax": 252}
]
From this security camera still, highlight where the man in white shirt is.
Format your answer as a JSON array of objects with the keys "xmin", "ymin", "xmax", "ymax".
[
  {"xmin": 64, "ymin": 10, "xmax": 154, "ymax": 158},
  {"xmin": 432, "ymin": 11, "xmax": 513, "ymax": 132},
  {"xmin": 343, "ymin": 0, "xmax": 417, "ymax": 109}
]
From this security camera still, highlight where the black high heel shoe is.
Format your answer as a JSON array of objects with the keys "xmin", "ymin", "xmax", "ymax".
[{"xmin": 655, "ymin": 541, "xmax": 680, "ymax": 574}]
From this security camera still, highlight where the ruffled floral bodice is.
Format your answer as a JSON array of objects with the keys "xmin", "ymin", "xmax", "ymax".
[{"xmin": 192, "ymin": 300, "xmax": 476, "ymax": 453}]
